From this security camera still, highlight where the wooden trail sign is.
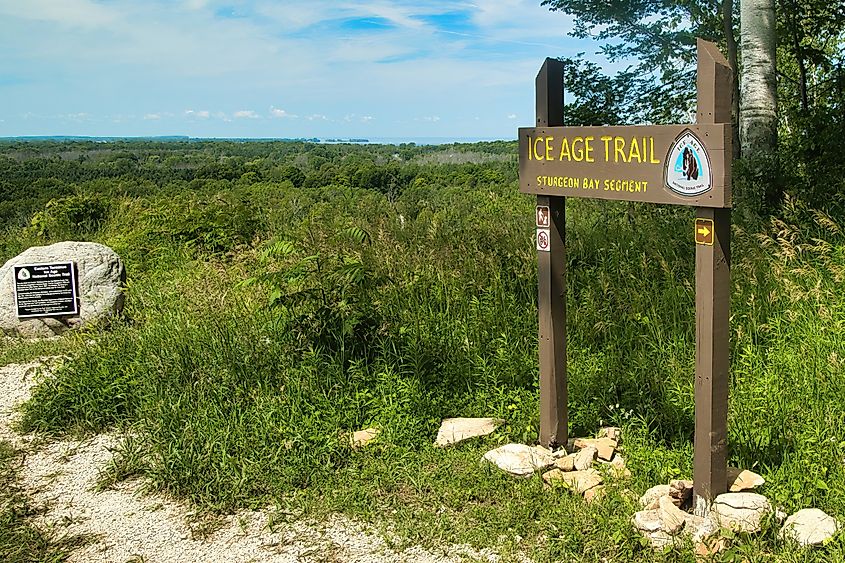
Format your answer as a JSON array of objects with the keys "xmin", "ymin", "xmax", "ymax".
[
  {"xmin": 521, "ymin": 39, "xmax": 732, "ymax": 513},
  {"xmin": 519, "ymin": 124, "xmax": 731, "ymax": 207}
]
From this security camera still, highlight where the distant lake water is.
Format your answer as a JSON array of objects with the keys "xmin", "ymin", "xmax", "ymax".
[
  {"xmin": 0, "ymin": 135, "xmax": 514, "ymax": 145},
  {"xmin": 361, "ymin": 137, "xmax": 512, "ymax": 145}
]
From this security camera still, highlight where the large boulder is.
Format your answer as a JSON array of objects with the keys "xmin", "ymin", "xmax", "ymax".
[{"xmin": 0, "ymin": 242, "xmax": 125, "ymax": 338}]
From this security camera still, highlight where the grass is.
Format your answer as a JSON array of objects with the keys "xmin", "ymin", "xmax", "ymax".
[{"xmin": 3, "ymin": 142, "xmax": 845, "ymax": 560}]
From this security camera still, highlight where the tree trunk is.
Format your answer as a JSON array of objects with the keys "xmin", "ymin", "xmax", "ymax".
[
  {"xmin": 723, "ymin": 0, "xmax": 741, "ymax": 159},
  {"xmin": 739, "ymin": 0, "xmax": 778, "ymax": 156},
  {"xmin": 785, "ymin": 2, "xmax": 809, "ymax": 113}
]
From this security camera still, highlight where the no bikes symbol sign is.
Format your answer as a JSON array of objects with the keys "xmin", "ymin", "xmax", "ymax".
[{"xmin": 536, "ymin": 205, "xmax": 550, "ymax": 252}]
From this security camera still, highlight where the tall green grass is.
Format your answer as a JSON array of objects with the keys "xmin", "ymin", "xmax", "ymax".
[{"xmin": 6, "ymin": 158, "xmax": 845, "ymax": 560}]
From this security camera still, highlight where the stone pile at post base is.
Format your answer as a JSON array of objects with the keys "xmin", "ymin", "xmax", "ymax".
[
  {"xmin": 473, "ymin": 423, "xmax": 841, "ymax": 553},
  {"xmin": 482, "ymin": 427, "xmax": 628, "ymax": 504},
  {"xmin": 0, "ymin": 242, "xmax": 125, "ymax": 338},
  {"xmin": 632, "ymin": 468, "xmax": 840, "ymax": 552}
]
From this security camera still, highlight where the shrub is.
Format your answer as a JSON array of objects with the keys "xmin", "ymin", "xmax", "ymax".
[{"xmin": 26, "ymin": 193, "xmax": 109, "ymax": 240}]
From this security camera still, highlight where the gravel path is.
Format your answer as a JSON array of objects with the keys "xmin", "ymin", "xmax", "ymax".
[{"xmin": 1, "ymin": 360, "xmax": 500, "ymax": 563}]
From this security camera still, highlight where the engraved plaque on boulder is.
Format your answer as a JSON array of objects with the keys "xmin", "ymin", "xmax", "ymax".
[{"xmin": 14, "ymin": 262, "xmax": 79, "ymax": 318}]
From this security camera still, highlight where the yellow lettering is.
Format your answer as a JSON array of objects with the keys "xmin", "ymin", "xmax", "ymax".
[
  {"xmin": 533, "ymin": 137, "xmax": 544, "ymax": 160},
  {"xmin": 628, "ymin": 137, "xmax": 641, "ymax": 163},
  {"xmin": 571, "ymin": 137, "xmax": 584, "ymax": 162},
  {"xmin": 650, "ymin": 137, "xmax": 660, "ymax": 164},
  {"xmin": 545, "ymin": 136, "xmax": 554, "ymax": 161},
  {"xmin": 614, "ymin": 137, "xmax": 627, "ymax": 163},
  {"xmin": 601, "ymin": 136, "xmax": 612, "ymax": 162},
  {"xmin": 558, "ymin": 138, "xmax": 571, "ymax": 161},
  {"xmin": 585, "ymin": 136, "xmax": 595, "ymax": 162},
  {"xmin": 537, "ymin": 175, "xmax": 584, "ymax": 188}
]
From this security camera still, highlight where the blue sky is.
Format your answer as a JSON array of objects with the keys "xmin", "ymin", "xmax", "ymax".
[{"xmin": 0, "ymin": 0, "xmax": 599, "ymax": 139}]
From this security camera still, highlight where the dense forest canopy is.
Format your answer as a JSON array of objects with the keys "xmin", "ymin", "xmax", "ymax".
[{"xmin": 0, "ymin": 139, "xmax": 516, "ymax": 234}]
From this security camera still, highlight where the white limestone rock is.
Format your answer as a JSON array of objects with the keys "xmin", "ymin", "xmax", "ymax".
[
  {"xmin": 780, "ymin": 508, "xmax": 839, "ymax": 547},
  {"xmin": 684, "ymin": 513, "xmax": 720, "ymax": 543},
  {"xmin": 712, "ymin": 492, "xmax": 772, "ymax": 533},
  {"xmin": 639, "ymin": 484, "xmax": 671, "ymax": 510},
  {"xmin": 669, "ymin": 479, "xmax": 693, "ymax": 505},
  {"xmin": 350, "ymin": 428, "xmax": 380, "ymax": 449},
  {"xmin": 632, "ymin": 509, "xmax": 678, "ymax": 549},
  {"xmin": 658, "ymin": 495, "xmax": 687, "ymax": 535},
  {"xmin": 542, "ymin": 468, "xmax": 603, "ymax": 494},
  {"xmin": 726, "ymin": 467, "xmax": 766, "ymax": 492},
  {"xmin": 483, "ymin": 444, "xmax": 555, "ymax": 477},
  {"xmin": 434, "ymin": 417, "xmax": 504, "ymax": 447},
  {"xmin": 554, "ymin": 453, "xmax": 577, "ymax": 472},
  {"xmin": 633, "ymin": 509, "xmax": 662, "ymax": 533},
  {"xmin": 573, "ymin": 445, "xmax": 598, "ymax": 471},
  {"xmin": 573, "ymin": 437, "xmax": 617, "ymax": 461}
]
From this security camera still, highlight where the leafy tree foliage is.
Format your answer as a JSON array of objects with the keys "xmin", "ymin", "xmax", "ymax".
[
  {"xmin": 542, "ymin": 0, "xmax": 730, "ymax": 124},
  {"xmin": 542, "ymin": 0, "xmax": 845, "ymax": 212}
]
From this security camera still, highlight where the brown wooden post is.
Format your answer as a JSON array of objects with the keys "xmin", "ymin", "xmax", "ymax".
[
  {"xmin": 535, "ymin": 58, "xmax": 567, "ymax": 448},
  {"xmin": 693, "ymin": 39, "xmax": 732, "ymax": 515}
]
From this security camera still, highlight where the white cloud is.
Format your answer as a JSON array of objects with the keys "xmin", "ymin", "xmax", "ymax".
[
  {"xmin": 0, "ymin": 0, "xmax": 592, "ymax": 137},
  {"xmin": 507, "ymin": 113, "xmax": 517, "ymax": 119},
  {"xmin": 342, "ymin": 114, "xmax": 374, "ymax": 123},
  {"xmin": 183, "ymin": 0, "xmax": 209, "ymax": 10},
  {"xmin": 0, "ymin": 0, "xmax": 118, "ymax": 30},
  {"xmin": 270, "ymin": 107, "xmax": 296, "ymax": 118},
  {"xmin": 144, "ymin": 113, "xmax": 161, "ymax": 120}
]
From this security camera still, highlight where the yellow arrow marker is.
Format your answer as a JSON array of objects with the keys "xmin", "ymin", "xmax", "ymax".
[{"xmin": 695, "ymin": 218, "xmax": 714, "ymax": 245}]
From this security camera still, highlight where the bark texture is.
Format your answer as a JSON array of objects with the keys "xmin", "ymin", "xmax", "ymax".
[
  {"xmin": 739, "ymin": 0, "xmax": 778, "ymax": 155},
  {"xmin": 723, "ymin": 0, "xmax": 741, "ymax": 159}
]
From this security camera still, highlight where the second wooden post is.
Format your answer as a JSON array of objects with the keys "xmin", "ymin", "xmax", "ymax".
[{"xmin": 535, "ymin": 58, "xmax": 568, "ymax": 448}]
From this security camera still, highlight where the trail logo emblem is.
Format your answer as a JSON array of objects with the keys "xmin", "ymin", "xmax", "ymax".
[
  {"xmin": 17, "ymin": 268, "xmax": 30, "ymax": 281},
  {"xmin": 665, "ymin": 130, "xmax": 712, "ymax": 196}
]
